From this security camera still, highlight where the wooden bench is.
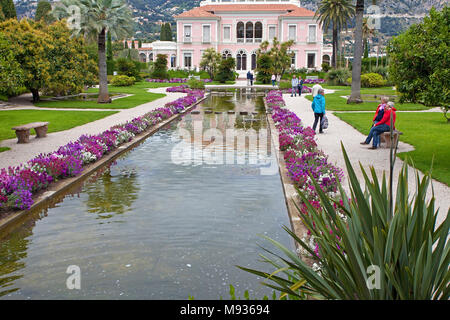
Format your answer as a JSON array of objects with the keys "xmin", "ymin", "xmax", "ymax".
[
  {"xmin": 12, "ymin": 122, "xmax": 49, "ymax": 144},
  {"xmin": 380, "ymin": 130, "xmax": 403, "ymax": 148}
]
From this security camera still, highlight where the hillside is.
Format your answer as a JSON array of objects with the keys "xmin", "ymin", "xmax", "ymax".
[{"xmin": 13, "ymin": 0, "xmax": 447, "ymax": 39}]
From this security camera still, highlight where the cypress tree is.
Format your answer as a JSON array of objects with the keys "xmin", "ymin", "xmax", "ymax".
[
  {"xmin": 0, "ymin": 0, "xmax": 16, "ymax": 19},
  {"xmin": 160, "ymin": 23, "xmax": 166, "ymax": 41},
  {"xmin": 166, "ymin": 23, "xmax": 172, "ymax": 41},
  {"xmin": 138, "ymin": 39, "xmax": 142, "ymax": 48},
  {"xmin": 124, "ymin": 40, "xmax": 128, "ymax": 49},
  {"xmin": 35, "ymin": 0, "xmax": 52, "ymax": 22},
  {"xmin": 131, "ymin": 39, "xmax": 135, "ymax": 49}
]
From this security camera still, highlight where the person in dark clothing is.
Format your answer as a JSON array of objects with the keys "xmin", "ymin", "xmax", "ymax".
[
  {"xmin": 372, "ymin": 96, "xmax": 389, "ymax": 126},
  {"xmin": 298, "ymin": 77, "xmax": 304, "ymax": 97},
  {"xmin": 250, "ymin": 72, "xmax": 254, "ymax": 86}
]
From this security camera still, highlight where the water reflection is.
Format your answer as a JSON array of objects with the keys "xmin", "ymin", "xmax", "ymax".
[{"xmin": 84, "ymin": 166, "xmax": 139, "ymax": 219}]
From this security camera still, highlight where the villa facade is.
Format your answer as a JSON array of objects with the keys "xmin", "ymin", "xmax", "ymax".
[{"xmin": 138, "ymin": 0, "xmax": 329, "ymax": 77}]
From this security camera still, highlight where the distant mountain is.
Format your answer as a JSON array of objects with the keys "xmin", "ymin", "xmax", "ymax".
[{"xmin": 13, "ymin": 0, "xmax": 447, "ymax": 39}]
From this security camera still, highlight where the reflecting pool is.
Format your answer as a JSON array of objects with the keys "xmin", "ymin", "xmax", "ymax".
[{"xmin": 0, "ymin": 90, "xmax": 292, "ymax": 299}]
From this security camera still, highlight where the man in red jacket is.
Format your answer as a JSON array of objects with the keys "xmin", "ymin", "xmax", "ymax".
[{"xmin": 361, "ymin": 102, "xmax": 397, "ymax": 149}]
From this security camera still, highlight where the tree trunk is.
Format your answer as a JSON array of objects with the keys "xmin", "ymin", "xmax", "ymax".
[
  {"xmin": 97, "ymin": 28, "xmax": 111, "ymax": 104},
  {"xmin": 347, "ymin": 0, "xmax": 364, "ymax": 104},
  {"xmin": 332, "ymin": 26, "xmax": 338, "ymax": 68},
  {"xmin": 31, "ymin": 88, "xmax": 40, "ymax": 103}
]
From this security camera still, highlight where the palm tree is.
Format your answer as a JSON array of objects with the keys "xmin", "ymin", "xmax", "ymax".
[
  {"xmin": 53, "ymin": 0, "xmax": 133, "ymax": 103},
  {"xmin": 347, "ymin": 0, "xmax": 377, "ymax": 104},
  {"xmin": 314, "ymin": 0, "xmax": 355, "ymax": 68}
]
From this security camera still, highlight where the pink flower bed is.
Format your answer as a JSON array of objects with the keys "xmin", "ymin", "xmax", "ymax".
[
  {"xmin": 146, "ymin": 78, "xmax": 212, "ymax": 83},
  {"xmin": 0, "ymin": 92, "xmax": 204, "ymax": 211},
  {"xmin": 266, "ymin": 90, "xmax": 345, "ymax": 257}
]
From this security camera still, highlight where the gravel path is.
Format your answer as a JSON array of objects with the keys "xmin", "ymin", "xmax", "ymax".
[
  {"xmin": 283, "ymin": 93, "xmax": 449, "ymax": 226},
  {"xmin": 0, "ymin": 88, "xmax": 184, "ymax": 170}
]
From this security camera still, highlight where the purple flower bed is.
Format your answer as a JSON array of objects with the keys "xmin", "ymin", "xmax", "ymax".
[
  {"xmin": 303, "ymin": 78, "xmax": 326, "ymax": 84},
  {"xmin": 281, "ymin": 87, "xmax": 312, "ymax": 94},
  {"xmin": 146, "ymin": 78, "xmax": 212, "ymax": 83},
  {"xmin": 266, "ymin": 90, "xmax": 343, "ymax": 200},
  {"xmin": 0, "ymin": 92, "xmax": 205, "ymax": 211}
]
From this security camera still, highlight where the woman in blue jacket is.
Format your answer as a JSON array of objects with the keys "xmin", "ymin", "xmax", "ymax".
[{"xmin": 312, "ymin": 89, "xmax": 326, "ymax": 133}]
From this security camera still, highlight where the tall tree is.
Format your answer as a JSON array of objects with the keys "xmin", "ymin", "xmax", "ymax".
[
  {"xmin": 53, "ymin": 0, "xmax": 133, "ymax": 103},
  {"xmin": 165, "ymin": 22, "xmax": 172, "ymax": 41},
  {"xmin": 35, "ymin": 0, "xmax": 54, "ymax": 24},
  {"xmin": 200, "ymin": 48, "xmax": 221, "ymax": 79},
  {"xmin": 0, "ymin": 0, "xmax": 16, "ymax": 19},
  {"xmin": 314, "ymin": 0, "xmax": 355, "ymax": 68},
  {"xmin": 131, "ymin": 39, "xmax": 135, "ymax": 49},
  {"xmin": 362, "ymin": 18, "xmax": 376, "ymax": 60},
  {"xmin": 348, "ymin": 0, "xmax": 377, "ymax": 104}
]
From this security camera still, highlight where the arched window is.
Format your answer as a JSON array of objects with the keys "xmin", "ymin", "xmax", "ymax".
[
  {"xmin": 251, "ymin": 53, "xmax": 257, "ymax": 70},
  {"xmin": 139, "ymin": 53, "xmax": 147, "ymax": 63},
  {"xmin": 246, "ymin": 22, "xmax": 254, "ymax": 42},
  {"xmin": 322, "ymin": 54, "xmax": 330, "ymax": 66},
  {"xmin": 237, "ymin": 22, "xmax": 244, "ymax": 42},
  {"xmin": 236, "ymin": 50, "xmax": 247, "ymax": 71},
  {"xmin": 222, "ymin": 49, "xmax": 232, "ymax": 60},
  {"xmin": 255, "ymin": 22, "xmax": 262, "ymax": 42},
  {"xmin": 149, "ymin": 52, "xmax": 153, "ymax": 62}
]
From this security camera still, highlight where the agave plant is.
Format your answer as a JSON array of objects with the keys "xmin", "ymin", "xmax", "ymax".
[{"xmin": 239, "ymin": 144, "xmax": 449, "ymax": 300}]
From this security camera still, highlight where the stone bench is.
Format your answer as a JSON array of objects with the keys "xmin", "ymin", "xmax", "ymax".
[
  {"xmin": 12, "ymin": 122, "xmax": 49, "ymax": 144},
  {"xmin": 380, "ymin": 130, "xmax": 403, "ymax": 148},
  {"xmin": 306, "ymin": 76, "xmax": 319, "ymax": 80}
]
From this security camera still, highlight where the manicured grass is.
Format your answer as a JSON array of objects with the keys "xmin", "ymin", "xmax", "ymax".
[
  {"xmin": 305, "ymin": 86, "xmax": 428, "ymax": 111},
  {"xmin": 34, "ymin": 81, "xmax": 170, "ymax": 109},
  {"xmin": 0, "ymin": 109, "xmax": 118, "ymax": 142},
  {"xmin": 334, "ymin": 111, "xmax": 450, "ymax": 186},
  {"xmin": 0, "ymin": 147, "xmax": 10, "ymax": 153},
  {"xmin": 209, "ymin": 81, "xmax": 237, "ymax": 85}
]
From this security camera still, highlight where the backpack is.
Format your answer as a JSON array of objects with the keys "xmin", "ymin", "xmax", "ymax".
[{"xmin": 321, "ymin": 115, "xmax": 329, "ymax": 130}]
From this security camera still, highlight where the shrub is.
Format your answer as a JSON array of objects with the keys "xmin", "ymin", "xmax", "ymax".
[
  {"xmin": 168, "ymin": 69, "xmax": 189, "ymax": 79},
  {"xmin": 116, "ymin": 58, "xmax": 140, "ymax": 79},
  {"xmin": 214, "ymin": 57, "xmax": 236, "ymax": 83},
  {"xmin": 187, "ymin": 78, "xmax": 205, "ymax": 89},
  {"xmin": 110, "ymin": 75, "xmax": 135, "ymax": 86},
  {"xmin": 240, "ymin": 145, "xmax": 450, "ymax": 300},
  {"xmin": 325, "ymin": 68, "xmax": 351, "ymax": 86},
  {"xmin": 321, "ymin": 63, "xmax": 331, "ymax": 73},
  {"xmin": 151, "ymin": 54, "xmax": 169, "ymax": 79},
  {"xmin": 361, "ymin": 73, "xmax": 387, "ymax": 87}
]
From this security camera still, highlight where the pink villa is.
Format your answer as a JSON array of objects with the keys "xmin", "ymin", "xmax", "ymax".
[{"xmin": 138, "ymin": 0, "xmax": 331, "ymax": 78}]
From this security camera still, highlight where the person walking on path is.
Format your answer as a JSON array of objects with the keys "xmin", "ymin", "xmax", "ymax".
[
  {"xmin": 276, "ymin": 74, "xmax": 281, "ymax": 86},
  {"xmin": 361, "ymin": 102, "xmax": 397, "ymax": 149},
  {"xmin": 312, "ymin": 83, "xmax": 323, "ymax": 97},
  {"xmin": 247, "ymin": 71, "xmax": 251, "ymax": 86},
  {"xmin": 298, "ymin": 76, "xmax": 304, "ymax": 97},
  {"xmin": 271, "ymin": 74, "xmax": 276, "ymax": 86},
  {"xmin": 250, "ymin": 72, "xmax": 254, "ymax": 86},
  {"xmin": 311, "ymin": 88, "xmax": 326, "ymax": 134},
  {"xmin": 291, "ymin": 75, "xmax": 299, "ymax": 97}
]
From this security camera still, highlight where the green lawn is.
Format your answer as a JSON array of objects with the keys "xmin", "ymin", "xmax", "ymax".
[
  {"xmin": 0, "ymin": 109, "xmax": 118, "ymax": 143},
  {"xmin": 34, "ymin": 81, "xmax": 171, "ymax": 109},
  {"xmin": 305, "ymin": 86, "xmax": 428, "ymax": 111},
  {"xmin": 334, "ymin": 112, "xmax": 450, "ymax": 186}
]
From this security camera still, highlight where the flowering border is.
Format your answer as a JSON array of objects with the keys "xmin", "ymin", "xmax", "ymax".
[
  {"xmin": 265, "ymin": 90, "xmax": 344, "ymax": 258},
  {"xmin": 0, "ymin": 91, "xmax": 205, "ymax": 211},
  {"xmin": 146, "ymin": 78, "xmax": 212, "ymax": 83}
]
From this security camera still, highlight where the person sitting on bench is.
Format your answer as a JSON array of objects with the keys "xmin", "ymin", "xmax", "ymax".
[
  {"xmin": 361, "ymin": 102, "xmax": 397, "ymax": 150},
  {"xmin": 371, "ymin": 96, "xmax": 389, "ymax": 127}
]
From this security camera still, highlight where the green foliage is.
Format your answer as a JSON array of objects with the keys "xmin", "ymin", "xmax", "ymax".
[
  {"xmin": 160, "ymin": 22, "xmax": 172, "ymax": 41},
  {"xmin": 0, "ymin": 35, "xmax": 24, "ymax": 96},
  {"xmin": 321, "ymin": 63, "xmax": 331, "ymax": 72},
  {"xmin": 0, "ymin": 0, "xmax": 16, "ymax": 19},
  {"xmin": 0, "ymin": 19, "xmax": 51, "ymax": 102},
  {"xmin": 168, "ymin": 69, "xmax": 189, "ymax": 79},
  {"xmin": 116, "ymin": 57, "xmax": 140, "ymax": 79},
  {"xmin": 35, "ymin": 0, "xmax": 54, "ymax": 24},
  {"xmin": 199, "ymin": 48, "xmax": 221, "ymax": 79},
  {"xmin": 151, "ymin": 54, "xmax": 169, "ymax": 79},
  {"xmin": 107, "ymin": 32, "xmax": 113, "ymax": 61},
  {"xmin": 110, "ymin": 74, "xmax": 135, "ymax": 86},
  {"xmin": 187, "ymin": 78, "xmax": 204, "ymax": 89},
  {"xmin": 256, "ymin": 52, "xmax": 273, "ymax": 84},
  {"xmin": 214, "ymin": 57, "xmax": 236, "ymax": 83},
  {"xmin": 348, "ymin": 73, "xmax": 387, "ymax": 88},
  {"xmin": 325, "ymin": 68, "xmax": 351, "ymax": 85},
  {"xmin": 0, "ymin": 5, "xmax": 4, "ymax": 22},
  {"xmin": 240, "ymin": 145, "xmax": 450, "ymax": 300},
  {"xmin": 42, "ymin": 20, "xmax": 98, "ymax": 96},
  {"xmin": 388, "ymin": 7, "xmax": 449, "ymax": 108}
]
